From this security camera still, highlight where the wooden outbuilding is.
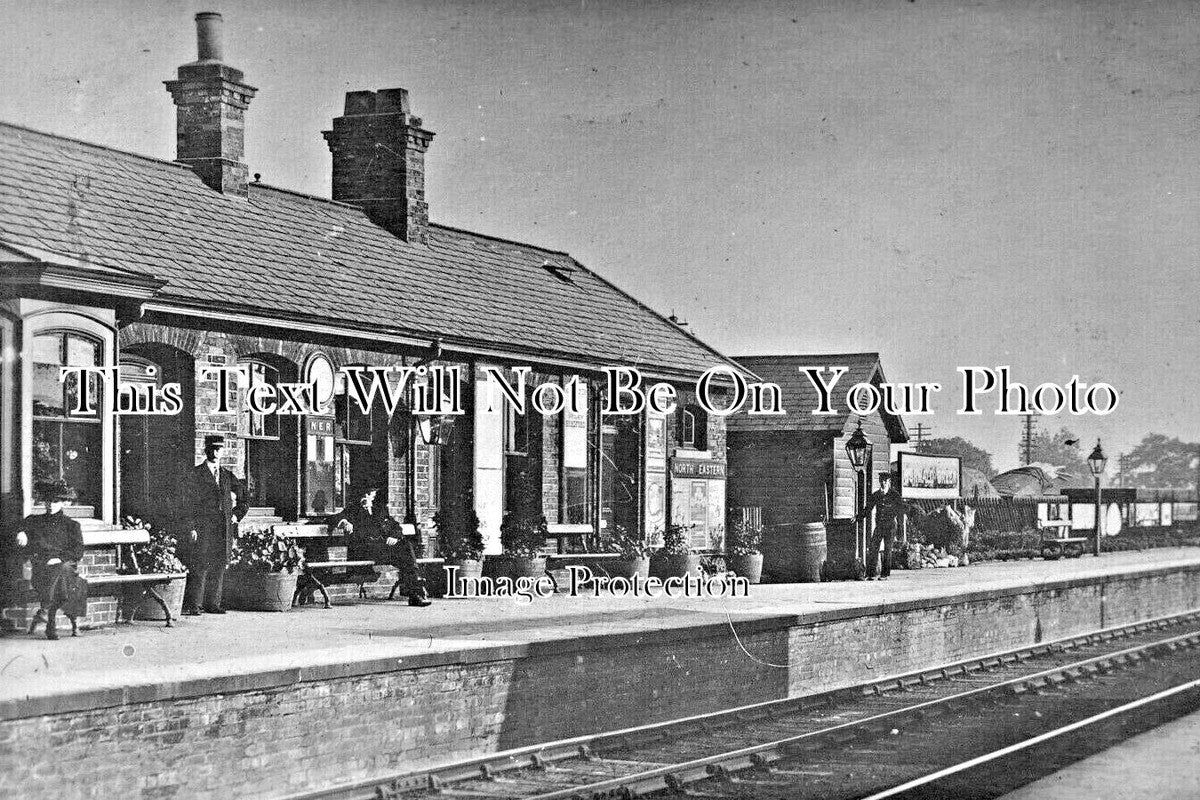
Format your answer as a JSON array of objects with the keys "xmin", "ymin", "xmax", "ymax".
[{"xmin": 726, "ymin": 353, "xmax": 909, "ymax": 545}]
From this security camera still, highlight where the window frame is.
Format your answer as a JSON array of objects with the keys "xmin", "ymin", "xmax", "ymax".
[
  {"xmin": 31, "ymin": 330, "xmax": 103, "ymax": 423},
  {"xmin": 241, "ymin": 360, "xmax": 281, "ymax": 441}
]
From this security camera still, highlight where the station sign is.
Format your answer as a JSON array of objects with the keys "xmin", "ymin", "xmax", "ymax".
[{"xmin": 671, "ymin": 458, "xmax": 726, "ymax": 479}]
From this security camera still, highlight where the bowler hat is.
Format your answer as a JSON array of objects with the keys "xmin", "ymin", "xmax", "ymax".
[
  {"xmin": 33, "ymin": 480, "xmax": 77, "ymax": 503},
  {"xmin": 203, "ymin": 434, "xmax": 226, "ymax": 449},
  {"xmin": 878, "ymin": 471, "xmax": 893, "ymax": 481}
]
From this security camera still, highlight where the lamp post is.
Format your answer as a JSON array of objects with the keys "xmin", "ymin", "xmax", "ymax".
[
  {"xmin": 1087, "ymin": 439, "xmax": 1107, "ymax": 557},
  {"xmin": 845, "ymin": 420, "xmax": 871, "ymax": 563}
]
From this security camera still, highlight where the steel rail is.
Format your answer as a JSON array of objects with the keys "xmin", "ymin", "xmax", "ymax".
[
  {"xmin": 515, "ymin": 624, "xmax": 1200, "ymax": 800},
  {"xmin": 288, "ymin": 608, "xmax": 1200, "ymax": 800},
  {"xmin": 859, "ymin": 676, "xmax": 1200, "ymax": 800}
]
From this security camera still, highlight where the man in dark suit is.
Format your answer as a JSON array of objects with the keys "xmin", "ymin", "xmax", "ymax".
[
  {"xmin": 856, "ymin": 471, "xmax": 924, "ymax": 581},
  {"xmin": 182, "ymin": 434, "xmax": 248, "ymax": 615},
  {"xmin": 332, "ymin": 485, "xmax": 431, "ymax": 607}
]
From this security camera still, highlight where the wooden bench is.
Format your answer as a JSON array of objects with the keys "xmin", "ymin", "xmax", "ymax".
[
  {"xmin": 293, "ymin": 560, "xmax": 378, "ymax": 608},
  {"xmin": 1039, "ymin": 519, "xmax": 1089, "ymax": 559},
  {"xmin": 89, "ymin": 572, "xmax": 183, "ymax": 627}
]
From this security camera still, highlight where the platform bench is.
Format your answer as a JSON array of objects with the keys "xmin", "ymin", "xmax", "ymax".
[
  {"xmin": 293, "ymin": 560, "xmax": 378, "ymax": 608},
  {"xmin": 89, "ymin": 572, "xmax": 181, "ymax": 627}
]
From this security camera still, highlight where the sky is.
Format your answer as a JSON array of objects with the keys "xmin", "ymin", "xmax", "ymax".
[{"xmin": 2, "ymin": 0, "xmax": 1198, "ymax": 472}]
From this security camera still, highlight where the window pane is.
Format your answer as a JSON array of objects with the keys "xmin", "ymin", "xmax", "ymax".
[
  {"xmin": 565, "ymin": 470, "xmax": 589, "ymax": 525},
  {"xmin": 243, "ymin": 361, "xmax": 280, "ymax": 439},
  {"xmin": 32, "ymin": 334, "xmax": 61, "ymax": 364},
  {"xmin": 61, "ymin": 421, "xmax": 102, "ymax": 508},
  {"xmin": 32, "ymin": 361, "xmax": 64, "ymax": 416},
  {"xmin": 66, "ymin": 336, "xmax": 99, "ymax": 366},
  {"xmin": 33, "ymin": 419, "xmax": 101, "ymax": 509}
]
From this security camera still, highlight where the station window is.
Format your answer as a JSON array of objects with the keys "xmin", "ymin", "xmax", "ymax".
[
  {"xmin": 242, "ymin": 361, "xmax": 280, "ymax": 439},
  {"xmin": 677, "ymin": 404, "xmax": 707, "ymax": 451},
  {"xmin": 504, "ymin": 399, "xmax": 529, "ymax": 456},
  {"xmin": 32, "ymin": 331, "xmax": 103, "ymax": 508}
]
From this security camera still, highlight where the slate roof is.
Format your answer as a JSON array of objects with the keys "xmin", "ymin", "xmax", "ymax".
[
  {"xmin": 728, "ymin": 352, "xmax": 908, "ymax": 440},
  {"xmin": 0, "ymin": 121, "xmax": 737, "ymax": 380}
]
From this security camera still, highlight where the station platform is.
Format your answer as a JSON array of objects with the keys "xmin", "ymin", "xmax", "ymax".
[{"xmin": 3, "ymin": 548, "xmax": 1199, "ymax": 799}]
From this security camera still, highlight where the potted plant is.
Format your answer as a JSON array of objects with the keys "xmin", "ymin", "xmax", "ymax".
[
  {"xmin": 124, "ymin": 517, "xmax": 189, "ymax": 620},
  {"xmin": 435, "ymin": 506, "xmax": 485, "ymax": 596},
  {"xmin": 650, "ymin": 522, "xmax": 701, "ymax": 579},
  {"xmin": 496, "ymin": 512, "xmax": 549, "ymax": 579},
  {"xmin": 605, "ymin": 525, "xmax": 653, "ymax": 580},
  {"xmin": 224, "ymin": 525, "xmax": 304, "ymax": 611},
  {"xmin": 725, "ymin": 518, "xmax": 764, "ymax": 584}
]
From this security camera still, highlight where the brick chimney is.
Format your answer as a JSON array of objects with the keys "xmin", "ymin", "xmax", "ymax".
[
  {"xmin": 323, "ymin": 89, "xmax": 435, "ymax": 244},
  {"xmin": 164, "ymin": 12, "xmax": 257, "ymax": 196}
]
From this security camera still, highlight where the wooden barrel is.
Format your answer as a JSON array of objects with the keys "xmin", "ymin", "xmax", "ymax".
[
  {"xmin": 763, "ymin": 521, "xmax": 827, "ymax": 583},
  {"xmin": 796, "ymin": 522, "xmax": 827, "ymax": 583}
]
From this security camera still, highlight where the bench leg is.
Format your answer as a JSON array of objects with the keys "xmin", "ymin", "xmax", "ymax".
[
  {"xmin": 292, "ymin": 574, "xmax": 311, "ymax": 607},
  {"xmin": 143, "ymin": 586, "xmax": 172, "ymax": 627},
  {"xmin": 295, "ymin": 573, "xmax": 332, "ymax": 609}
]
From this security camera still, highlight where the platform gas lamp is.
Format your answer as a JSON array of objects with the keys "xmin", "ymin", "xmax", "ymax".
[
  {"xmin": 845, "ymin": 420, "xmax": 872, "ymax": 559},
  {"xmin": 1087, "ymin": 439, "xmax": 1107, "ymax": 557}
]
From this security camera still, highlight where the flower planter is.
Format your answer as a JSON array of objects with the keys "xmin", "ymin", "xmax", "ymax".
[
  {"xmin": 442, "ymin": 558, "xmax": 483, "ymax": 596},
  {"xmin": 725, "ymin": 553, "xmax": 764, "ymax": 584},
  {"xmin": 604, "ymin": 556, "xmax": 651, "ymax": 581},
  {"xmin": 650, "ymin": 553, "xmax": 701, "ymax": 580},
  {"xmin": 132, "ymin": 574, "xmax": 187, "ymax": 620},
  {"xmin": 225, "ymin": 571, "xmax": 298, "ymax": 612}
]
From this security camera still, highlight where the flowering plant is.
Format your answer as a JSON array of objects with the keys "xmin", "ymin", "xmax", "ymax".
[
  {"xmin": 606, "ymin": 526, "xmax": 654, "ymax": 559},
  {"xmin": 434, "ymin": 505, "xmax": 485, "ymax": 561},
  {"xmin": 726, "ymin": 519, "xmax": 764, "ymax": 556},
  {"xmin": 122, "ymin": 516, "xmax": 187, "ymax": 574},
  {"xmin": 656, "ymin": 522, "xmax": 695, "ymax": 556},
  {"xmin": 229, "ymin": 526, "xmax": 304, "ymax": 574},
  {"xmin": 500, "ymin": 513, "xmax": 549, "ymax": 559}
]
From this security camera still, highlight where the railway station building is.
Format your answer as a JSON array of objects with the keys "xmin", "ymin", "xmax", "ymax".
[{"xmin": 0, "ymin": 15, "xmax": 739, "ymax": 627}]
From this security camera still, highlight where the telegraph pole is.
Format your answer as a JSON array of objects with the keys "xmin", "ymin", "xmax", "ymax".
[
  {"xmin": 1020, "ymin": 414, "xmax": 1037, "ymax": 465},
  {"xmin": 909, "ymin": 423, "xmax": 932, "ymax": 447}
]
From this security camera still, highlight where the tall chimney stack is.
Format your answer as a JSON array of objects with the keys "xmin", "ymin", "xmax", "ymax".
[
  {"xmin": 323, "ymin": 88, "xmax": 435, "ymax": 244},
  {"xmin": 165, "ymin": 12, "xmax": 257, "ymax": 196}
]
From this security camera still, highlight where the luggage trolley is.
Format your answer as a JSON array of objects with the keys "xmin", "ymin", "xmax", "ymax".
[{"xmin": 1039, "ymin": 517, "xmax": 1089, "ymax": 559}]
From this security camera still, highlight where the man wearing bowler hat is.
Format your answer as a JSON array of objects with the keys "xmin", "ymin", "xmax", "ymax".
[{"xmin": 182, "ymin": 434, "xmax": 248, "ymax": 615}]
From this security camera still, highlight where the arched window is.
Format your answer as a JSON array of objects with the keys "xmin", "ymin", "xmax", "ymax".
[{"xmin": 32, "ymin": 331, "xmax": 103, "ymax": 508}]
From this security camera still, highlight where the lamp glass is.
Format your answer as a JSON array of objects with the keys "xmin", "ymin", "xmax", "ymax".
[
  {"xmin": 845, "ymin": 422, "xmax": 869, "ymax": 470},
  {"xmin": 1087, "ymin": 441, "xmax": 1107, "ymax": 477}
]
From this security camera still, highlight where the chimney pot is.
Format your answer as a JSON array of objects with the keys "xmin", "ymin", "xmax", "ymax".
[
  {"xmin": 343, "ymin": 90, "xmax": 377, "ymax": 116},
  {"xmin": 166, "ymin": 12, "xmax": 256, "ymax": 195},
  {"xmin": 324, "ymin": 87, "xmax": 435, "ymax": 243},
  {"xmin": 375, "ymin": 88, "xmax": 410, "ymax": 114},
  {"xmin": 194, "ymin": 12, "xmax": 225, "ymax": 62}
]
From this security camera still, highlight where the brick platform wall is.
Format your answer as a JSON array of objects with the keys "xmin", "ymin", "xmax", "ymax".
[{"xmin": 3, "ymin": 565, "xmax": 1199, "ymax": 799}]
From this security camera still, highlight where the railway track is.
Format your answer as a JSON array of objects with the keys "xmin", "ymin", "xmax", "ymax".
[{"xmin": 292, "ymin": 609, "xmax": 1200, "ymax": 800}]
